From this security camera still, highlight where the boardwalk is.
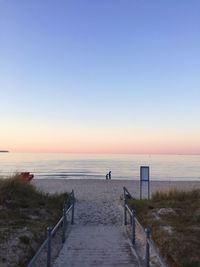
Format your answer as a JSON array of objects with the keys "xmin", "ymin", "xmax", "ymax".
[
  {"xmin": 52, "ymin": 180, "xmax": 139, "ymax": 267},
  {"xmin": 33, "ymin": 179, "xmax": 200, "ymax": 267}
]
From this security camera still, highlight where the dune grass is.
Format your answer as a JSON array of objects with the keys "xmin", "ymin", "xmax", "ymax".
[
  {"xmin": 128, "ymin": 189, "xmax": 200, "ymax": 267},
  {"xmin": 0, "ymin": 175, "xmax": 69, "ymax": 267}
]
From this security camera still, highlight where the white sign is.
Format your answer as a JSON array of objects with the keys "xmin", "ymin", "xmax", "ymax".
[{"xmin": 140, "ymin": 166, "xmax": 149, "ymax": 182}]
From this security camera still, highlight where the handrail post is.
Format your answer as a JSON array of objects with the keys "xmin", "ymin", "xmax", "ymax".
[
  {"xmin": 124, "ymin": 188, "xmax": 127, "ymax": 225},
  {"xmin": 47, "ymin": 227, "xmax": 52, "ymax": 267},
  {"xmin": 71, "ymin": 190, "xmax": 74, "ymax": 224},
  {"xmin": 145, "ymin": 228, "xmax": 150, "ymax": 267},
  {"xmin": 131, "ymin": 209, "xmax": 135, "ymax": 245},
  {"xmin": 62, "ymin": 206, "xmax": 67, "ymax": 243},
  {"xmin": 130, "ymin": 211, "xmax": 132, "ymax": 225}
]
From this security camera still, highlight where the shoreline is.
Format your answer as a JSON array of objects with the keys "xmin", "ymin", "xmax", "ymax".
[
  {"xmin": 1, "ymin": 174, "xmax": 200, "ymax": 182},
  {"xmin": 32, "ymin": 178, "xmax": 200, "ymax": 181}
]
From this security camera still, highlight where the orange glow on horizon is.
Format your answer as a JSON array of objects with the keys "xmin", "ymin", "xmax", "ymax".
[
  {"xmin": 8, "ymin": 139, "xmax": 200, "ymax": 155},
  {"xmin": 2, "ymin": 123, "xmax": 200, "ymax": 155}
]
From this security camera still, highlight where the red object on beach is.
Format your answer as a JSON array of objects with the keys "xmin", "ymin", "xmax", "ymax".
[{"xmin": 20, "ymin": 172, "xmax": 34, "ymax": 182}]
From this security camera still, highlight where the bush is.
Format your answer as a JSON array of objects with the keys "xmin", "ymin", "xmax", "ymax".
[{"xmin": 128, "ymin": 188, "xmax": 200, "ymax": 267}]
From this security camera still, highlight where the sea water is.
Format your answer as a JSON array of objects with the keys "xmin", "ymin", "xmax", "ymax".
[{"xmin": 0, "ymin": 153, "xmax": 200, "ymax": 181}]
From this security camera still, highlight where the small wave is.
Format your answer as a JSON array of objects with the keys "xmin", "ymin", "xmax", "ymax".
[{"xmin": 36, "ymin": 173, "xmax": 104, "ymax": 179}]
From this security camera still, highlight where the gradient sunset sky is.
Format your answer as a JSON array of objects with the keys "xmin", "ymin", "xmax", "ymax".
[{"xmin": 0, "ymin": 0, "xmax": 200, "ymax": 154}]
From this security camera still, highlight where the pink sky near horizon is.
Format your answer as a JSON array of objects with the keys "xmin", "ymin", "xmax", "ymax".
[
  {"xmin": 1, "ymin": 119, "xmax": 200, "ymax": 154},
  {"xmin": 2, "ymin": 131, "xmax": 200, "ymax": 155},
  {"xmin": 5, "ymin": 146, "xmax": 200, "ymax": 155}
]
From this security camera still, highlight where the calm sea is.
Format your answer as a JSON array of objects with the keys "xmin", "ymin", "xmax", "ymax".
[{"xmin": 0, "ymin": 153, "xmax": 200, "ymax": 181}]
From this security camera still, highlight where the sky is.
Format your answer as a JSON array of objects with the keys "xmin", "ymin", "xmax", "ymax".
[{"xmin": 0, "ymin": 0, "xmax": 200, "ymax": 154}]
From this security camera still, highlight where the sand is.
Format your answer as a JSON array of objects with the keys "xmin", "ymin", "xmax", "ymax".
[
  {"xmin": 33, "ymin": 178, "xmax": 200, "ymax": 196},
  {"xmin": 32, "ymin": 179, "xmax": 200, "ymax": 267}
]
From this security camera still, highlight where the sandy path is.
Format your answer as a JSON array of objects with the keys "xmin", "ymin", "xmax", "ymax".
[
  {"xmin": 49, "ymin": 180, "xmax": 139, "ymax": 267},
  {"xmin": 33, "ymin": 179, "xmax": 200, "ymax": 267}
]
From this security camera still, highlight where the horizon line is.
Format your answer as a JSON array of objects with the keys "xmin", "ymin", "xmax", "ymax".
[{"xmin": 6, "ymin": 151, "xmax": 200, "ymax": 156}]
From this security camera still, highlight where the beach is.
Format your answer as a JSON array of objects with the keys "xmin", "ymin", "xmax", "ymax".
[
  {"xmin": 33, "ymin": 178, "xmax": 200, "ymax": 228},
  {"xmin": 32, "ymin": 179, "xmax": 200, "ymax": 267},
  {"xmin": 33, "ymin": 178, "xmax": 200, "ymax": 198}
]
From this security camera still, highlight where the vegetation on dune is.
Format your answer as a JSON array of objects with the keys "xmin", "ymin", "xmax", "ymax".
[
  {"xmin": 128, "ymin": 189, "xmax": 200, "ymax": 267},
  {"xmin": 0, "ymin": 175, "xmax": 69, "ymax": 267}
]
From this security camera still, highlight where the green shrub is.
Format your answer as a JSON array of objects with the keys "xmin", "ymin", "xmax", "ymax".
[
  {"xmin": 0, "ymin": 175, "xmax": 70, "ymax": 267},
  {"xmin": 128, "ymin": 188, "xmax": 200, "ymax": 267}
]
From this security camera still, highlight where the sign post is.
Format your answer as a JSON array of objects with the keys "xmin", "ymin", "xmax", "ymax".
[{"xmin": 140, "ymin": 166, "xmax": 150, "ymax": 200}]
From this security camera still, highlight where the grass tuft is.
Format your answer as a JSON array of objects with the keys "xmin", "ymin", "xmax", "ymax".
[
  {"xmin": 152, "ymin": 189, "xmax": 200, "ymax": 202},
  {"xmin": 0, "ymin": 174, "xmax": 69, "ymax": 267},
  {"xmin": 128, "ymin": 188, "xmax": 200, "ymax": 267}
]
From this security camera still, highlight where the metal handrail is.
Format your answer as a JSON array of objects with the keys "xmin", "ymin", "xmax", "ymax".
[
  {"xmin": 27, "ymin": 239, "xmax": 48, "ymax": 267},
  {"xmin": 123, "ymin": 186, "xmax": 134, "ymax": 200},
  {"xmin": 51, "ymin": 216, "xmax": 64, "ymax": 236},
  {"xmin": 135, "ymin": 216, "xmax": 146, "ymax": 234},
  {"xmin": 27, "ymin": 189, "xmax": 75, "ymax": 267},
  {"xmin": 123, "ymin": 187, "xmax": 168, "ymax": 267},
  {"xmin": 51, "ymin": 205, "xmax": 72, "ymax": 236},
  {"xmin": 125, "ymin": 203, "xmax": 132, "ymax": 216}
]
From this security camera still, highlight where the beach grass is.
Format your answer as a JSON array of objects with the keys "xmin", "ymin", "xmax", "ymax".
[
  {"xmin": 0, "ymin": 175, "xmax": 69, "ymax": 267},
  {"xmin": 128, "ymin": 189, "xmax": 200, "ymax": 267}
]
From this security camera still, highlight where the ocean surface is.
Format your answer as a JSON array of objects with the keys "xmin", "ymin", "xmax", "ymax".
[{"xmin": 0, "ymin": 153, "xmax": 200, "ymax": 181}]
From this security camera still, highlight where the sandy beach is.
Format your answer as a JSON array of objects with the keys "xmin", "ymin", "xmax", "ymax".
[
  {"xmin": 32, "ymin": 179, "xmax": 200, "ymax": 267},
  {"xmin": 33, "ymin": 178, "xmax": 200, "ymax": 199},
  {"xmin": 33, "ymin": 178, "xmax": 200, "ymax": 227}
]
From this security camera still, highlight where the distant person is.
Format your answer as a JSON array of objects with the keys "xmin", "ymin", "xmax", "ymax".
[{"xmin": 109, "ymin": 171, "xmax": 111, "ymax": 179}]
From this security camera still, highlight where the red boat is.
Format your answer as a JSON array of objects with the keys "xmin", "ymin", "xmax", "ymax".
[{"xmin": 20, "ymin": 172, "xmax": 34, "ymax": 182}]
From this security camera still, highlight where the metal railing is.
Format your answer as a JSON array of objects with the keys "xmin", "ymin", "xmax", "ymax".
[
  {"xmin": 123, "ymin": 187, "xmax": 168, "ymax": 267},
  {"xmin": 123, "ymin": 186, "xmax": 134, "ymax": 200},
  {"xmin": 27, "ymin": 190, "xmax": 75, "ymax": 267}
]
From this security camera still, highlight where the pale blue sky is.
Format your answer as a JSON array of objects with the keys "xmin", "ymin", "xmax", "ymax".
[{"xmin": 0, "ymin": 0, "xmax": 200, "ymax": 153}]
